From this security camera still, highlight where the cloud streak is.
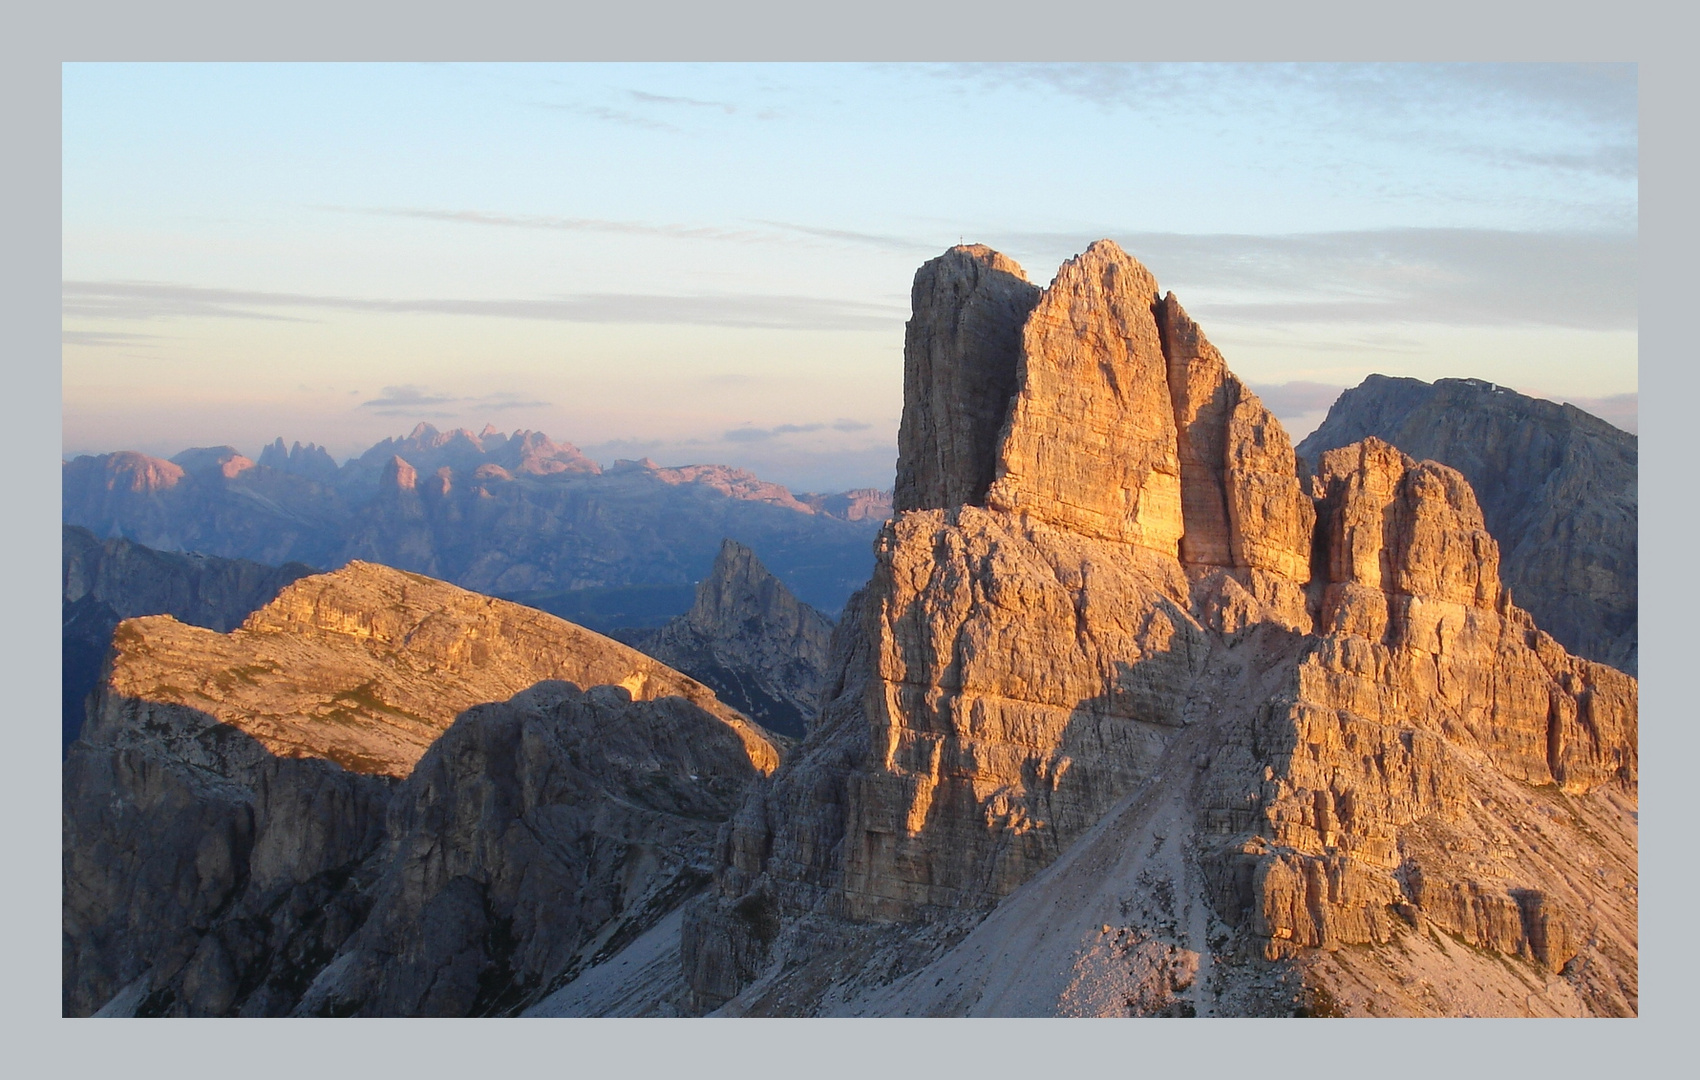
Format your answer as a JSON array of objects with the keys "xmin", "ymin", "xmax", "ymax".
[
  {"xmin": 62, "ymin": 281, "xmax": 906, "ymax": 333},
  {"xmin": 723, "ymin": 418, "xmax": 875, "ymax": 443},
  {"xmin": 928, "ymin": 63, "xmax": 1636, "ymax": 181},
  {"xmin": 994, "ymin": 228, "xmax": 1635, "ymax": 331},
  {"xmin": 532, "ymin": 101, "xmax": 679, "ymax": 132},
  {"xmin": 628, "ymin": 89, "xmax": 737, "ymax": 114},
  {"xmin": 358, "ymin": 385, "xmax": 554, "ymax": 418},
  {"xmin": 1246, "ymin": 381, "xmax": 1345, "ymax": 419},
  {"xmin": 64, "ymin": 227, "xmax": 1633, "ymax": 336},
  {"xmin": 335, "ymin": 205, "xmax": 776, "ymax": 244},
  {"xmin": 61, "ymin": 330, "xmax": 159, "ymax": 347}
]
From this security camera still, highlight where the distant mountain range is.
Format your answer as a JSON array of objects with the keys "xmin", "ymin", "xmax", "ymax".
[{"xmin": 62, "ymin": 423, "xmax": 893, "ymax": 618}]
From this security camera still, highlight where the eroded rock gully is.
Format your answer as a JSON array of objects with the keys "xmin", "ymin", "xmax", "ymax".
[{"xmin": 680, "ymin": 241, "xmax": 1636, "ymax": 1018}]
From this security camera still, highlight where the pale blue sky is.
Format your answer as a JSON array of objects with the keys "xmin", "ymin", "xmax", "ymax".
[{"xmin": 62, "ymin": 63, "xmax": 1637, "ymax": 490}]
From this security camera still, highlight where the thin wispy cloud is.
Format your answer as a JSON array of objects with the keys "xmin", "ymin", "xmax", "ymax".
[
  {"xmin": 532, "ymin": 101, "xmax": 679, "ymax": 132},
  {"xmin": 61, "ymin": 281, "xmax": 906, "ymax": 332},
  {"xmin": 335, "ymin": 205, "xmax": 773, "ymax": 244},
  {"xmin": 723, "ymin": 418, "xmax": 875, "ymax": 443},
  {"xmin": 629, "ymin": 89, "xmax": 736, "ymax": 114},
  {"xmin": 337, "ymin": 205, "xmax": 936, "ymax": 254},
  {"xmin": 925, "ymin": 63, "xmax": 1637, "ymax": 193},
  {"xmin": 992, "ymin": 228, "xmax": 1635, "ymax": 331},
  {"xmin": 62, "ymin": 282, "xmax": 310, "ymax": 323},
  {"xmin": 361, "ymin": 385, "xmax": 458, "ymax": 408},
  {"xmin": 358, "ymin": 385, "xmax": 554, "ymax": 418},
  {"xmin": 755, "ymin": 219, "xmax": 941, "ymax": 254},
  {"xmin": 1247, "ymin": 381, "xmax": 1346, "ymax": 419},
  {"xmin": 61, "ymin": 330, "xmax": 158, "ymax": 347}
]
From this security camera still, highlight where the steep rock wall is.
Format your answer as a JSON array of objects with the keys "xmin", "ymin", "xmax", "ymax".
[{"xmin": 682, "ymin": 241, "xmax": 1636, "ymax": 1017}]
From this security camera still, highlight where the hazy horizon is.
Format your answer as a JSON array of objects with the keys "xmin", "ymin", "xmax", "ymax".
[{"xmin": 63, "ymin": 63, "xmax": 1637, "ymax": 492}]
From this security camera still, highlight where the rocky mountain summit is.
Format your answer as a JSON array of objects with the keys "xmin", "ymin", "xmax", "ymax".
[
  {"xmin": 62, "ymin": 524, "xmax": 317, "ymax": 751},
  {"xmin": 623, "ymin": 539, "xmax": 836, "ymax": 740},
  {"xmin": 63, "ymin": 561, "xmax": 783, "ymax": 1017},
  {"xmin": 63, "ymin": 424, "xmax": 888, "ymax": 615},
  {"xmin": 670, "ymin": 241, "xmax": 1636, "ymax": 1017},
  {"xmin": 1297, "ymin": 375, "xmax": 1637, "ymax": 674}
]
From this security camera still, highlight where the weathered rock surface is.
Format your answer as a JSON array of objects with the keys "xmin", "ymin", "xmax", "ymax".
[
  {"xmin": 1297, "ymin": 374, "xmax": 1637, "ymax": 673},
  {"xmin": 680, "ymin": 241, "xmax": 1636, "ymax": 1018},
  {"xmin": 63, "ymin": 562, "xmax": 782, "ymax": 1017},
  {"xmin": 62, "ymin": 524, "xmax": 317, "ymax": 751},
  {"xmin": 623, "ymin": 539, "xmax": 835, "ymax": 740},
  {"xmin": 293, "ymin": 681, "xmax": 774, "ymax": 1017},
  {"xmin": 63, "ymin": 424, "xmax": 883, "ymax": 614}
]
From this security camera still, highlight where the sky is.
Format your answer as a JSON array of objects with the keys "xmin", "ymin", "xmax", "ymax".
[{"xmin": 62, "ymin": 63, "xmax": 1638, "ymax": 492}]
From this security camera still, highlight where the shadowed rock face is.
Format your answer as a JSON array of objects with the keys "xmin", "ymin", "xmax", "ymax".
[
  {"xmin": 625, "ymin": 539, "xmax": 836, "ymax": 740},
  {"xmin": 62, "ymin": 563, "xmax": 783, "ymax": 1017},
  {"xmin": 681, "ymin": 241, "xmax": 1636, "ymax": 1018},
  {"xmin": 894, "ymin": 246, "xmax": 1041, "ymax": 513},
  {"xmin": 1296, "ymin": 374, "xmax": 1637, "ymax": 674},
  {"xmin": 294, "ymin": 682, "xmax": 775, "ymax": 1018}
]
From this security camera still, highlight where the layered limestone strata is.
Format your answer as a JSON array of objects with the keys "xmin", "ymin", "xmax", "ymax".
[
  {"xmin": 682, "ymin": 241, "xmax": 1636, "ymax": 1017},
  {"xmin": 64, "ymin": 562, "xmax": 783, "ymax": 1017}
]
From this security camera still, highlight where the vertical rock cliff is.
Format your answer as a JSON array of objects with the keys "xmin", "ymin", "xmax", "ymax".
[{"xmin": 680, "ymin": 241, "xmax": 1636, "ymax": 1018}]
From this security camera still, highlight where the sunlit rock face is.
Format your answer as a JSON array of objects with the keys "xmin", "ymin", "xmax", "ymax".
[{"xmin": 683, "ymin": 241, "xmax": 1636, "ymax": 1018}]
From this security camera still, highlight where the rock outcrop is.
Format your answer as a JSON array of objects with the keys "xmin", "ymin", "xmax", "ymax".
[
  {"xmin": 894, "ymin": 244, "xmax": 1040, "ymax": 512},
  {"xmin": 90, "ymin": 560, "xmax": 755, "ymax": 778},
  {"xmin": 63, "ymin": 562, "xmax": 782, "ymax": 1017},
  {"xmin": 623, "ymin": 539, "xmax": 835, "ymax": 740},
  {"xmin": 61, "ymin": 524, "xmax": 317, "ymax": 751},
  {"xmin": 678, "ymin": 241, "xmax": 1636, "ymax": 1018},
  {"xmin": 1296, "ymin": 375, "xmax": 1637, "ymax": 673}
]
